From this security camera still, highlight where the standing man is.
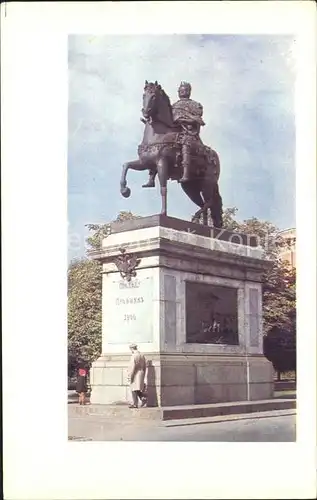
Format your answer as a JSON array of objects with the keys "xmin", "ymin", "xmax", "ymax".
[{"xmin": 128, "ymin": 343, "xmax": 147, "ymax": 408}]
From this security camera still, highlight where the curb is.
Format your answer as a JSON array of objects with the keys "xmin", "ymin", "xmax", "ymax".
[{"xmin": 164, "ymin": 408, "xmax": 296, "ymax": 427}]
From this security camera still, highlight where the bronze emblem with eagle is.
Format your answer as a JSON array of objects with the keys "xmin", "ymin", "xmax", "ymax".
[{"xmin": 113, "ymin": 247, "xmax": 141, "ymax": 282}]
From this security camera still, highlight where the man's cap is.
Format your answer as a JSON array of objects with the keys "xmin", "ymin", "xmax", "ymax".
[{"xmin": 129, "ymin": 343, "xmax": 138, "ymax": 349}]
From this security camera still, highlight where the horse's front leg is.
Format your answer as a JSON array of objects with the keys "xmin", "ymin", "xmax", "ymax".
[
  {"xmin": 157, "ymin": 157, "xmax": 169, "ymax": 216},
  {"xmin": 120, "ymin": 159, "xmax": 145, "ymax": 198}
]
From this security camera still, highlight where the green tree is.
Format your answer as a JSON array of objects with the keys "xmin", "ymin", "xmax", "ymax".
[
  {"xmin": 220, "ymin": 207, "xmax": 284, "ymax": 258},
  {"xmin": 221, "ymin": 206, "xmax": 240, "ymax": 232},
  {"xmin": 262, "ymin": 259, "xmax": 296, "ymax": 335},
  {"xmin": 68, "ymin": 258, "xmax": 102, "ymax": 372},
  {"xmin": 68, "ymin": 211, "xmax": 140, "ymax": 373},
  {"xmin": 262, "ymin": 259, "xmax": 296, "ymax": 380},
  {"xmin": 263, "ymin": 326, "xmax": 296, "ymax": 380},
  {"xmin": 85, "ymin": 210, "xmax": 142, "ymax": 250}
]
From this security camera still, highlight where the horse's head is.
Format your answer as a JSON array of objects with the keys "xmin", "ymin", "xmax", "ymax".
[
  {"xmin": 142, "ymin": 80, "xmax": 174, "ymax": 127},
  {"xmin": 142, "ymin": 80, "xmax": 159, "ymax": 120}
]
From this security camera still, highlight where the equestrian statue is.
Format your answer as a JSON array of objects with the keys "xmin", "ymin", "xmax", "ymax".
[{"xmin": 120, "ymin": 80, "xmax": 223, "ymax": 227}]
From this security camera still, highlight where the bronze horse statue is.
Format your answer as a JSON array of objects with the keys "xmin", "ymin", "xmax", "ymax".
[{"xmin": 120, "ymin": 81, "xmax": 223, "ymax": 227}]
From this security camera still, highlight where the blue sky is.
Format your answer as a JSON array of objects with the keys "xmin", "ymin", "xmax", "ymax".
[{"xmin": 68, "ymin": 35, "xmax": 296, "ymax": 262}]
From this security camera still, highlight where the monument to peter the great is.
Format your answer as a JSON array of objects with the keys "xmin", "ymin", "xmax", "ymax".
[{"xmin": 88, "ymin": 80, "xmax": 274, "ymax": 407}]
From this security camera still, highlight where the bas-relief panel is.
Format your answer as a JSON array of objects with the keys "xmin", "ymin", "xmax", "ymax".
[
  {"xmin": 185, "ymin": 281, "xmax": 239, "ymax": 345},
  {"xmin": 173, "ymin": 273, "xmax": 246, "ymax": 353}
]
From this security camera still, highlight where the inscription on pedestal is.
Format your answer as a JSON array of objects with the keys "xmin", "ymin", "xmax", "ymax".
[{"xmin": 105, "ymin": 276, "xmax": 153, "ymax": 344}]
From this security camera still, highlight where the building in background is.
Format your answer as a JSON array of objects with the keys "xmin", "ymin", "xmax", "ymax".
[{"xmin": 278, "ymin": 228, "xmax": 296, "ymax": 268}]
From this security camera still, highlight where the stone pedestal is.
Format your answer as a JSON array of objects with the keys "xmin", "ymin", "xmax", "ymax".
[{"xmin": 89, "ymin": 215, "xmax": 274, "ymax": 406}]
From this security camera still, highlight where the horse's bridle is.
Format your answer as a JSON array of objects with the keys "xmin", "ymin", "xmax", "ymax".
[{"xmin": 142, "ymin": 87, "xmax": 177, "ymax": 129}]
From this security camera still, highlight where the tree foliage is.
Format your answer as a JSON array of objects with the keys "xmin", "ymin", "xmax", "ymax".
[
  {"xmin": 263, "ymin": 326, "xmax": 296, "ymax": 379},
  {"xmin": 262, "ymin": 259, "xmax": 296, "ymax": 335},
  {"xmin": 220, "ymin": 207, "xmax": 284, "ymax": 259},
  {"xmin": 85, "ymin": 210, "xmax": 142, "ymax": 250},
  {"xmin": 68, "ymin": 258, "xmax": 102, "ymax": 373}
]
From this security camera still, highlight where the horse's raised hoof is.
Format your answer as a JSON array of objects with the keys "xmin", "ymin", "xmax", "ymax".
[
  {"xmin": 142, "ymin": 182, "xmax": 155, "ymax": 188},
  {"xmin": 120, "ymin": 186, "xmax": 131, "ymax": 198}
]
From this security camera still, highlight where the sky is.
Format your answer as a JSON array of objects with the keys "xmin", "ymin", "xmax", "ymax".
[{"xmin": 68, "ymin": 34, "xmax": 296, "ymax": 262}]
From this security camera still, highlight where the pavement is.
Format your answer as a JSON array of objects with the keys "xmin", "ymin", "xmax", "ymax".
[
  {"xmin": 68, "ymin": 389, "xmax": 296, "ymax": 442},
  {"xmin": 68, "ymin": 409, "xmax": 296, "ymax": 442}
]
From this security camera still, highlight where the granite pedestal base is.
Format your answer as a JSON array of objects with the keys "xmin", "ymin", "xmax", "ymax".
[
  {"xmin": 89, "ymin": 215, "xmax": 274, "ymax": 407},
  {"xmin": 90, "ymin": 353, "xmax": 274, "ymax": 406},
  {"xmin": 91, "ymin": 353, "xmax": 274, "ymax": 406}
]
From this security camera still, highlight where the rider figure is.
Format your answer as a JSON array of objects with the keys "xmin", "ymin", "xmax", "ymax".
[
  {"xmin": 142, "ymin": 81, "xmax": 205, "ymax": 187},
  {"xmin": 172, "ymin": 81, "xmax": 205, "ymax": 183}
]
